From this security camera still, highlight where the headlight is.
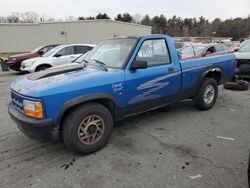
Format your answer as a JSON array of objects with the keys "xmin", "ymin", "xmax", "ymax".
[
  {"xmin": 23, "ymin": 61, "xmax": 34, "ymax": 67},
  {"xmin": 23, "ymin": 100, "xmax": 44, "ymax": 118},
  {"xmin": 12, "ymin": 58, "xmax": 17, "ymax": 61}
]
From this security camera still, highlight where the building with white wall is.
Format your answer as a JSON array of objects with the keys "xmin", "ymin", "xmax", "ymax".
[{"xmin": 0, "ymin": 19, "xmax": 151, "ymax": 53}]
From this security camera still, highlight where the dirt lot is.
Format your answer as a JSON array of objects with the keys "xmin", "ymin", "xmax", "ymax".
[{"xmin": 0, "ymin": 71, "xmax": 250, "ymax": 188}]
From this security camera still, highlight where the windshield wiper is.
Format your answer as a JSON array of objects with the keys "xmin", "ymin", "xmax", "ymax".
[
  {"xmin": 83, "ymin": 59, "xmax": 90, "ymax": 64},
  {"xmin": 92, "ymin": 59, "xmax": 108, "ymax": 71},
  {"xmin": 77, "ymin": 59, "xmax": 88, "ymax": 68}
]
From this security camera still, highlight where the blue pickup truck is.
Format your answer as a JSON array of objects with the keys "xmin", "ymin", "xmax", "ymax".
[{"xmin": 8, "ymin": 35, "xmax": 236, "ymax": 154}]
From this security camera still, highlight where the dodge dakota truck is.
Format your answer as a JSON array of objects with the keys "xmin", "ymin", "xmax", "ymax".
[{"xmin": 8, "ymin": 35, "xmax": 236, "ymax": 154}]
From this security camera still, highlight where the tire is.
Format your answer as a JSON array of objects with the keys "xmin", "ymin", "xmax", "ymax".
[
  {"xmin": 35, "ymin": 65, "xmax": 50, "ymax": 72},
  {"xmin": 62, "ymin": 102, "xmax": 113, "ymax": 155},
  {"xmin": 193, "ymin": 78, "xmax": 218, "ymax": 110},
  {"xmin": 223, "ymin": 80, "xmax": 249, "ymax": 91}
]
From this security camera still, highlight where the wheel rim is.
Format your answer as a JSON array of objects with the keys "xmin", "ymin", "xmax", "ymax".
[
  {"xmin": 203, "ymin": 85, "xmax": 215, "ymax": 104},
  {"xmin": 78, "ymin": 115, "xmax": 105, "ymax": 145}
]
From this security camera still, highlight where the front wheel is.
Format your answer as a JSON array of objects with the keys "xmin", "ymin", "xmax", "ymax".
[
  {"xmin": 62, "ymin": 103, "xmax": 113, "ymax": 155},
  {"xmin": 193, "ymin": 78, "xmax": 218, "ymax": 110},
  {"xmin": 35, "ymin": 65, "xmax": 50, "ymax": 72}
]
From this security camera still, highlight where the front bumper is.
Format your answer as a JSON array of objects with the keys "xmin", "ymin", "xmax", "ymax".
[
  {"xmin": 20, "ymin": 64, "xmax": 34, "ymax": 73},
  {"xmin": 8, "ymin": 103, "xmax": 59, "ymax": 141},
  {"xmin": 6, "ymin": 60, "xmax": 21, "ymax": 71}
]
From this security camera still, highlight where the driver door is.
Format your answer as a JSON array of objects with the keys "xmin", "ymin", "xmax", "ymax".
[{"xmin": 124, "ymin": 38, "xmax": 181, "ymax": 115}]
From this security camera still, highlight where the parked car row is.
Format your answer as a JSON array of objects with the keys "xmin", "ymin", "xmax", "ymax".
[
  {"xmin": 173, "ymin": 39, "xmax": 250, "ymax": 90},
  {"xmin": 6, "ymin": 44, "xmax": 59, "ymax": 71},
  {"xmin": 3, "ymin": 38, "xmax": 250, "ymax": 81},
  {"xmin": 21, "ymin": 44, "xmax": 95, "ymax": 72},
  {"xmin": 178, "ymin": 43, "xmax": 234, "ymax": 60},
  {"xmin": 5, "ymin": 44, "xmax": 95, "ymax": 72}
]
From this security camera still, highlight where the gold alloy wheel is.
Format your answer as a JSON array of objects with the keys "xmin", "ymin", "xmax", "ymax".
[{"xmin": 78, "ymin": 115, "xmax": 105, "ymax": 145}]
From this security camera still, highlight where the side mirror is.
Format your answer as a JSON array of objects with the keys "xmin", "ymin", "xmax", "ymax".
[
  {"xmin": 54, "ymin": 54, "xmax": 62, "ymax": 58},
  {"xmin": 130, "ymin": 60, "xmax": 148, "ymax": 70}
]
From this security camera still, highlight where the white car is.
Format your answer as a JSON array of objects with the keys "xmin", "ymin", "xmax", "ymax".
[
  {"xmin": 20, "ymin": 44, "xmax": 95, "ymax": 72},
  {"xmin": 234, "ymin": 40, "xmax": 250, "ymax": 78}
]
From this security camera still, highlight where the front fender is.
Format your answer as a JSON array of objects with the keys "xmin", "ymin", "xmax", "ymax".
[{"xmin": 54, "ymin": 93, "xmax": 117, "ymax": 130}]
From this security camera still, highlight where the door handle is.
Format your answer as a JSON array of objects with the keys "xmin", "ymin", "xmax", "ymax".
[{"xmin": 168, "ymin": 66, "xmax": 174, "ymax": 72}]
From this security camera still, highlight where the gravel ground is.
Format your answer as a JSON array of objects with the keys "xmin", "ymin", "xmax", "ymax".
[{"xmin": 0, "ymin": 71, "xmax": 250, "ymax": 188}]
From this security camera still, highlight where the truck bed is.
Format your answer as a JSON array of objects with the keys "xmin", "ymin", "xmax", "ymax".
[{"xmin": 180, "ymin": 53, "xmax": 235, "ymax": 97}]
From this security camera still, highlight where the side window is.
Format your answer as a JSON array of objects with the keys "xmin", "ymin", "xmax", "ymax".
[
  {"xmin": 56, "ymin": 46, "xmax": 74, "ymax": 56},
  {"xmin": 74, "ymin": 46, "xmax": 93, "ymax": 54},
  {"xmin": 136, "ymin": 39, "xmax": 171, "ymax": 67}
]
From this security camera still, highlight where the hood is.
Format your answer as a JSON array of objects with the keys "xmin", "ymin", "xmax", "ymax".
[
  {"xmin": 234, "ymin": 52, "xmax": 250, "ymax": 60},
  {"xmin": 27, "ymin": 64, "xmax": 84, "ymax": 80},
  {"xmin": 47, "ymin": 62, "xmax": 80, "ymax": 70},
  {"xmin": 11, "ymin": 65, "xmax": 123, "ymax": 97},
  {"xmin": 22, "ymin": 57, "xmax": 42, "ymax": 64},
  {"xmin": 10, "ymin": 52, "xmax": 35, "ymax": 59}
]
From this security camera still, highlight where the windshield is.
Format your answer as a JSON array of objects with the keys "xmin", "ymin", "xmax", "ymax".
[
  {"xmin": 84, "ymin": 38, "xmax": 137, "ymax": 68},
  {"xmin": 239, "ymin": 41, "xmax": 250, "ymax": 52},
  {"xmin": 42, "ymin": 45, "xmax": 62, "ymax": 57},
  {"xmin": 30, "ymin": 46, "xmax": 43, "ymax": 53},
  {"xmin": 73, "ymin": 51, "xmax": 90, "ymax": 63}
]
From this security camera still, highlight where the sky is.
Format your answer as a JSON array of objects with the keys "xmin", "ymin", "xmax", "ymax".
[{"xmin": 1, "ymin": 0, "xmax": 250, "ymax": 21}]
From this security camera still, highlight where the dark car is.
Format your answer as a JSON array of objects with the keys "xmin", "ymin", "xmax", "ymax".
[
  {"xmin": 180, "ymin": 43, "xmax": 233, "ymax": 60},
  {"xmin": 6, "ymin": 44, "xmax": 59, "ymax": 71}
]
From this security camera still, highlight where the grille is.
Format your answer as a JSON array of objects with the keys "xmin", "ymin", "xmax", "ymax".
[{"xmin": 11, "ymin": 91, "xmax": 24, "ymax": 113}]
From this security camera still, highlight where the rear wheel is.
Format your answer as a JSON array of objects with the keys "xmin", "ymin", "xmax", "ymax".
[
  {"xmin": 193, "ymin": 78, "xmax": 218, "ymax": 110},
  {"xmin": 62, "ymin": 103, "xmax": 113, "ymax": 155}
]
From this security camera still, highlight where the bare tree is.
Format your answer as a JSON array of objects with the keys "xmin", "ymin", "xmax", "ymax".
[
  {"xmin": 0, "ymin": 16, "xmax": 7, "ymax": 23},
  {"xmin": 6, "ymin": 12, "xmax": 21, "ymax": 23},
  {"xmin": 65, "ymin": 16, "xmax": 77, "ymax": 21},
  {"xmin": 132, "ymin": 14, "xmax": 142, "ymax": 24},
  {"xmin": 20, "ymin": 12, "xmax": 39, "ymax": 23}
]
